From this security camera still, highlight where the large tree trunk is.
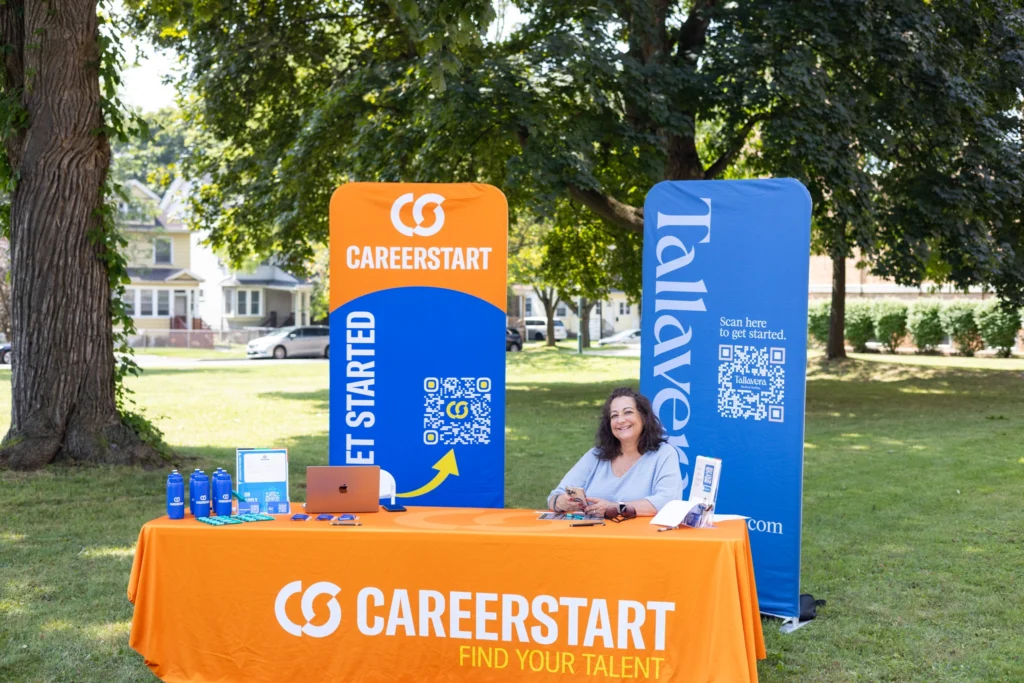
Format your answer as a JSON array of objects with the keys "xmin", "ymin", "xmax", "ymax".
[
  {"xmin": 826, "ymin": 252, "xmax": 847, "ymax": 360},
  {"xmin": 0, "ymin": 0, "xmax": 162, "ymax": 469},
  {"xmin": 664, "ymin": 134, "xmax": 706, "ymax": 181}
]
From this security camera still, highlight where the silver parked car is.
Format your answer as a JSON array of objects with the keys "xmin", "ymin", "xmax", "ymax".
[{"xmin": 247, "ymin": 326, "xmax": 330, "ymax": 359}]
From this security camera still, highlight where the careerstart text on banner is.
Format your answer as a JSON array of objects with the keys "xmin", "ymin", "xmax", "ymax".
[
  {"xmin": 345, "ymin": 245, "xmax": 494, "ymax": 271},
  {"xmin": 278, "ymin": 583, "xmax": 675, "ymax": 679}
]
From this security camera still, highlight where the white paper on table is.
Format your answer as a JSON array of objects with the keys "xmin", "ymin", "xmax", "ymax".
[
  {"xmin": 651, "ymin": 499, "xmax": 696, "ymax": 527},
  {"xmin": 711, "ymin": 514, "xmax": 749, "ymax": 522},
  {"xmin": 243, "ymin": 451, "xmax": 288, "ymax": 483}
]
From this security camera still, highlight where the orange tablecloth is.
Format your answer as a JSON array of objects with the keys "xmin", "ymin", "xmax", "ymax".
[{"xmin": 128, "ymin": 508, "xmax": 765, "ymax": 682}]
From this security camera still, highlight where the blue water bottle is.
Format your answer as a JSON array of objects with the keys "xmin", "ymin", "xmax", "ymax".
[
  {"xmin": 213, "ymin": 469, "xmax": 233, "ymax": 516},
  {"xmin": 189, "ymin": 469, "xmax": 201, "ymax": 516},
  {"xmin": 166, "ymin": 470, "xmax": 185, "ymax": 519},
  {"xmin": 194, "ymin": 471, "xmax": 211, "ymax": 517}
]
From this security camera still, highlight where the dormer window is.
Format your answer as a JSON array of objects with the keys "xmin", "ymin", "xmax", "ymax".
[{"xmin": 154, "ymin": 238, "xmax": 172, "ymax": 265}]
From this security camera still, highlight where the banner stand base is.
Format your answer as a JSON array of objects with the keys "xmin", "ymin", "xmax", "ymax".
[{"xmin": 779, "ymin": 617, "xmax": 814, "ymax": 634}]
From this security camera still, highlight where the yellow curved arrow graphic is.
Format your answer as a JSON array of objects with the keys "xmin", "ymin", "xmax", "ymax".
[{"xmin": 396, "ymin": 449, "xmax": 459, "ymax": 498}]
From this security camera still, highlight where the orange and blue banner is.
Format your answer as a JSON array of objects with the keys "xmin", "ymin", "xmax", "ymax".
[{"xmin": 329, "ymin": 183, "xmax": 508, "ymax": 507}]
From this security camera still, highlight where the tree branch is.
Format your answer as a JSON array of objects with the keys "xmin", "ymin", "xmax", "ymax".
[
  {"xmin": 533, "ymin": 285, "xmax": 558, "ymax": 310},
  {"xmin": 516, "ymin": 123, "xmax": 644, "ymax": 235},
  {"xmin": 568, "ymin": 184, "xmax": 644, "ymax": 234},
  {"xmin": 704, "ymin": 113, "xmax": 769, "ymax": 180},
  {"xmin": 676, "ymin": 0, "xmax": 718, "ymax": 63}
]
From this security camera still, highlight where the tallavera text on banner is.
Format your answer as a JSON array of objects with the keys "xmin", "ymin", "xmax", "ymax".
[{"xmin": 640, "ymin": 179, "xmax": 810, "ymax": 618}]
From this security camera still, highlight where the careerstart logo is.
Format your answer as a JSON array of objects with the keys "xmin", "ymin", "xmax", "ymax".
[
  {"xmin": 345, "ymin": 191, "xmax": 494, "ymax": 271},
  {"xmin": 273, "ymin": 584, "xmax": 675, "ymax": 650},
  {"xmin": 391, "ymin": 193, "xmax": 445, "ymax": 237},
  {"xmin": 275, "ymin": 580, "xmax": 342, "ymax": 638}
]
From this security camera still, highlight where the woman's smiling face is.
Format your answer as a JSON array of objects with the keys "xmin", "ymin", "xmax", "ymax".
[{"xmin": 609, "ymin": 395, "xmax": 643, "ymax": 445}]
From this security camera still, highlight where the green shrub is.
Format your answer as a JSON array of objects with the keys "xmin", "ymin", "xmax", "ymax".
[
  {"xmin": 844, "ymin": 299, "xmax": 875, "ymax": 352},
  {"xmin": 908, "ymin": 301, "xmax": 944, "ymax": 352},
  {"xmin": 940, "ymin": 301, "xmax": 982, "ymax": 356},
  {"xmin": 871, "ymin": 300, "xmax": 908, "ymax": 353},
  {"xmin": 808, "ymin": 300, "xmax": 831, "ymax": 347},
  {"xmin": 976, "ymin": 301, "xmax": 1022, "ymax": 358}
]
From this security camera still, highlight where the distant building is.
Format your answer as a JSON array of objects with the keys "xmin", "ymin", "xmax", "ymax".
[
  {"xmin": 119, "ymin": 179, "xmax": 204, "ymax": 343},
  {"xmin": 117, "ymin": 179, "xmax": 314, "ymax": 346},
  {"xmin": 808, "ymin": 254, "xmax": 989, "ymax": 301},
  {"xmin": 508, "ymin": 285, "xmax": 640, "ymax": 341}
]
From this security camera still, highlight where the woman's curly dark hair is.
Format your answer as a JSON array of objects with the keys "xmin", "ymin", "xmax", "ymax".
[{"xmin": 594, "ymin": 387, "xmax": 667, "ymax": 461}]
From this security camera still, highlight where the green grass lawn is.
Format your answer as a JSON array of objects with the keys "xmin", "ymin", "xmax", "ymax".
[{"xmin": 1, "ymin": 348, "xmax": 1023, "ymax": 680}]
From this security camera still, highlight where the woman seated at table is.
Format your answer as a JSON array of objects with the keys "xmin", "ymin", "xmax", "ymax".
[{"xmin": 547, "ymin": 387, "xmax": 683, "ymax": 518}]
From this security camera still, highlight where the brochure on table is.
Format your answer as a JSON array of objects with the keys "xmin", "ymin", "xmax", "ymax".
[
  {"xmin": 235, "ymin": 448, "xmax": 290, "ymax": 514},
  {"xmin": 651, "ymin": 456, "xmax": 721, "ymax": 529}
]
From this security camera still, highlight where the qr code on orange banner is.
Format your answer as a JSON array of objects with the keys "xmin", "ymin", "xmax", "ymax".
[{"xmin": 423, "ymin": 377, "xmax": 492, "ymax": 446}]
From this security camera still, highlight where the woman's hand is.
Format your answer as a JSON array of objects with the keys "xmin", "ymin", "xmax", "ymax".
[
  {"xmin": 584, "ymin": 497, "xmax": 615, "ymax": 517},
  {"xmin": 555, "ymin": 493, "xmax": 586, "ymax": 512}
]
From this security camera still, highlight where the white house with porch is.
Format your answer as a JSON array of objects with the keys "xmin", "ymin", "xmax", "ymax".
[
  {"xmin": 189, "ymin": 234, "xmax": 314, "ymax": 332},
  {"xmin": 119, "ymin": 180, "xmax": 317, "ymax": 345},
  {"xmin": 119, "ymin": 180, "xmax": 205, "ymax": 345}
]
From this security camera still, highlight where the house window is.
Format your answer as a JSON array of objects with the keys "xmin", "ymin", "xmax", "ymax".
[
  {"xmin": 154, "ymin": 238, "xmax": 172, "ymax": 265},
  {"xmin": 524, "ymin": 298, "xmax": 533, "ymax": 316},
  {"xmin": 223, "ymin": 289, "xmax": 233, "ymax": 315},
  {"xmin": 157, "ymin": 290, "xmax": 170, "ymax": 316},
  {"xmin": 122, "ymin": 289, "xmax": 135, "ymax": 316},
  {"xmin": 237, "ymin": 290, "xmax": 248, "ymax": 316},
  {"xmin": 250, "ymin": 290, "xmax": 261, "ymax": 317},
  {"xmin": 625, "ymin": 303, "xmax": 631, "ymax": 315},
  {"xmin": 619, "ymin": 302, "xmax": 624, "ymax": 315},
  {"xmin": 556, "ymin": 304, "xmax": 567, "ymax": 317},
  {"xmin": 140, "ymin": 289, "xmax": 153, "ymax": 316}
]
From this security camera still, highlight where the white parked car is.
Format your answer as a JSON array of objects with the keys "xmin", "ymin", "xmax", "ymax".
[
  {"xmin": 596, "ymin": 328, "xmax": 641, "ymax": 346},
  {"xmin": 524, "ymin": 317, "xmax": 567, "ymax": 342},
  {"xmin": 247, "ymin": 326, "xmax": 330, "ymax": 359}
]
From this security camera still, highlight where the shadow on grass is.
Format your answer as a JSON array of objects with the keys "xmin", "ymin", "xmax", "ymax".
[
  {"xmin": 256, "ymin": 390, "xmax": 329, "ymax": 411},
  {"xmin": 809, "ymin": 355, "xmax": 1024, "ymax": 383},
  {"xmin": 0, "ymin": 432, "xmax": 334, "ymax": 682}
]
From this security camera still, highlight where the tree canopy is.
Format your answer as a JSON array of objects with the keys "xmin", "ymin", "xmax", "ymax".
[
  {"xmin": 111, "ymin": 106, "xmax": 189, "ymax": 191},
  {"xmin": 129, "ymin": 0, "xmax": 1024, "ymax": 321}
]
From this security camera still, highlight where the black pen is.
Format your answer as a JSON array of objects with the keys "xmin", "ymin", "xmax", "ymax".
[{"xmin": 569, "ymin": 521, "xmax": 605, "ymax": 527}]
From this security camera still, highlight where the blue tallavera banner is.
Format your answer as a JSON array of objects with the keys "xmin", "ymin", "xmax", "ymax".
[
  {"xmin": 328, "ymin": 183, "xmax": 508, "ymax": 508},
  {"xmin": 639, "ymin": 179, "xmax": 811, "ymax": 618}
]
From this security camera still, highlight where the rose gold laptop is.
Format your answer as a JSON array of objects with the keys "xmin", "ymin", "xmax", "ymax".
[{"xmin": 305, "ymin": 466, "xmax": 381, "ymax": 513}]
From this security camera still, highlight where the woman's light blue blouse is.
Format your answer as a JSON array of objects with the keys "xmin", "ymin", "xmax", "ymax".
[{"xmin": 547, "ymin": 442, "xmax": 684, "ymax": 512}]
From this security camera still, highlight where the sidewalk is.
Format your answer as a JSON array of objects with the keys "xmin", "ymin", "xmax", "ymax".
[{"xmin": 128, "ymin": 354, "xmax": 328, "ymax": 369}]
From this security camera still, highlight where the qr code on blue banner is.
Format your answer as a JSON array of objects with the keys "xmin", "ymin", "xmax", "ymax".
[
  {"xmin": 717, "ymin": 345, "xmax": 786, "ymax": 422},
  {"xmin": 423, "ymin": 377, "xmax": 492, "ymax": 445}
]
